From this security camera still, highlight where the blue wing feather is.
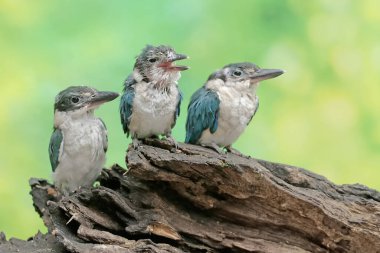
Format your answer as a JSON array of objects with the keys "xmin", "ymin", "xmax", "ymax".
[
  {"xmin": 185, "ymin": 87, "xmax": 220, "ymax": 144},
  {"xmin": 120, "ymin": 75, "xmax": 136, "ymax": 137},
  {"xmin": 99, "ymin": 119, "xmax": 108, "ymax": 152},
  {"xmin": 49, "ymin": 128, "xmax": 63, "ymax": 172},
  {"xmin": 248, "ymin": 97, "xmax": 259, "ymax": 125},
  {"xmin": 177, "ymin": 91, "xmax": 183, "ymax": 118},
  {"xmin": 171, "ymin": 90, "xmax": 183, "ymax": 128}
]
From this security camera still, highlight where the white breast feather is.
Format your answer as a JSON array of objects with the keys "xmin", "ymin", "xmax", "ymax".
[
  {"xmin": 53, "ymin": 111, "xmax": 106, "ymax": 194},
  {"xmin": 199, "ymin": 80, "xmax": 258, "ymax": 147},
  {"xmin": 128, "ymin": 82, "xmax": 179, "ymax": 138}
]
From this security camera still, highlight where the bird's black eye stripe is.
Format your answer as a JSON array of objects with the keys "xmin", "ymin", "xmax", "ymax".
[
  {"xmin": 149, "ymin": 58, "xmax": 157, "ymax": 63},
  {"xmin": 71, "ymin": 97, "xmax": 79, "ymax": 103},
  {"xmin": 233, "ymin": 70, "xmax": 242, "ymax": 77}
]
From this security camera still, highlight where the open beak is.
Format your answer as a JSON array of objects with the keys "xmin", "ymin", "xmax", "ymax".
[
  {"xmin": 159, "ymin": 53, "xmax": 189, "ymax": 71},
  {"xmin": 249, "ymin": 68, "xmax": 284, "ymax": 83},
  {"xmin": 88, "ymin": 91, "xmax": 119, "ymax": 108}
]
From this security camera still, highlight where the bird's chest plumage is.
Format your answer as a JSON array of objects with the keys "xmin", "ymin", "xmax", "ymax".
[
  {"xmin": 218, "ymin": 87, "xmax": 256, "ymax": 127},
  {"xmin": 62, "ymin": 119, "xmax": 105, "ymax": 157},
  {"xmin": 53, "ymin": 116, "xmax": 106, "ymax": 193},
  {"xmin": 129, "ymin": 83, "xmax": 179, "ymax": 137},
  {"xmin": 200, "ymin": 86, "xmax": 257, "ymax": 147}
]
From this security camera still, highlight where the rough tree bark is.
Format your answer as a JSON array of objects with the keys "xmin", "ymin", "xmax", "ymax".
[{"xmin": 1, "ymin": 139, "xmax": 380, "ymax": 253}]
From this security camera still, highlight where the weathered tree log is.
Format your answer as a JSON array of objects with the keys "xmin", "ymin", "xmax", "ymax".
[{"xmin": 2, "ymin": 139, "xmax": 380, "ymax": 252}]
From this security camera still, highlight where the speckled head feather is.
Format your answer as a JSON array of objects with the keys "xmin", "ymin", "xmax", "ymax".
[
  {"xmin": 55, "ymin": 86, "xmax": 97, "ymax": 112},
  {"xmin": 207, "ymin": 62, "xmax": 283, "ymax": 84},
  {"xmin": 223, "ymin": 62, "xmax": 260, "ymax": 71},
  {"xmin": 208, "ymin": 62, "xmax": 260, "ymax": 82},
  {"xmin": 54, "ymin": 86, "xmax": 118, "ymax": 112},
  {"xmin": 134, "ymin": 45, "xmax": 174, "ymax": 71},
  {"xmin": 133, "ymin": 45, "xmax": 188, "ymax": 84}
]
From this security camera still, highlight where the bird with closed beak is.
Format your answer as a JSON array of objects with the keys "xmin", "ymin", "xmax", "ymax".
[
  {"xmin": 185, "ymin": 62, "xmax": 284, "ymax": 154},
  {"xmin": 49, "ymin": 86, "xmax": 119, "ymax": 195},
  {"xmin": 120, "ymin": 45, "xmax": 189, "ymax": 148}
]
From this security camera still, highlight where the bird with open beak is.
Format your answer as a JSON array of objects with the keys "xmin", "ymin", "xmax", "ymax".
[
  {"xmin": 49, "ymin": 86, "xmax": 119, "ymax": 195},
  {"xmin": 185, "ymin": 62, "xmax": 284, "ymax": 154},
  {"xmin": 120, "ymin": 45, "xmax": 189, "ymax": 148}
]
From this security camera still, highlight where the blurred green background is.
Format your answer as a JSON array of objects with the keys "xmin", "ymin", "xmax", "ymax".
[{"xmin": 1, "ymin": 0, "xmax": 379, "ymax": 239}]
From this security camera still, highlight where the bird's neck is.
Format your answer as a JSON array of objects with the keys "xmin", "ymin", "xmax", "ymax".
[
  {"xmin": 250, "ymin": 83, "xmax": 259, "ymax": 95},
  {"xmin": 54, "ymin": 109, "xmax": 96, "ymax": 128},
  {"xmin": 206, "ymin": 79, "xmax": 258, "ymax": 96},
  {"xmin": 133, "ymin": 69, "xmax": 180, "ymax": 90}
]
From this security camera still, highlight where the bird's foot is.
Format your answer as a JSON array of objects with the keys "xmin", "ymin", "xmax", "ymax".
[
  {"xmin": 165, "ymin": 135, "xmax": 178, "ymax": 149},
  {"xmin": 132, "ymin": 138, "xmax": 142, "ymax": 149},
  {"xmin": 225, "ymin": 146, "xmax": 250, "ymax": 158},
  {"xmin": 202, "ymin": 143, "xmax": 225, "ymax": 155}
]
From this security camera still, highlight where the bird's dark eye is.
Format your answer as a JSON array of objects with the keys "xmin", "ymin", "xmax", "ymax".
[
  {"xmin": 148, "ymin": 58, "xmax": 157, "ymax": 63},
  {"xmin": 71, "ymin": 97, "xmax": 79, "ymax": 103},
  {"xmin": 233, "ymin": 71, "xmax": 242, "ymax": 77}
]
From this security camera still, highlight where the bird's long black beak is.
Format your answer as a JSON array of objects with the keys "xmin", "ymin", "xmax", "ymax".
[
  {"xmin": 164, "ymin": 53, "xmax": 189, "ymax": 71},
  {"xmin": 88, "ymin": 91, "xmax": 119, "ymax": 106},
  {"xmin": 250, "ymin": 68, "xmax": 284, "ymax": 83}
]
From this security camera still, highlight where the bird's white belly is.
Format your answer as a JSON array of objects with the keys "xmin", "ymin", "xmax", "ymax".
[
  {"xmin": 129, "ymin": 84, "xmax": 179, "ymax": 138},
  {"xmin": 199, "ymin": 88, "xmax": 257, "ymax": 147},
  {"xmin": 53, "ymin": 119, "xmax": 106, "ymax": 193}
]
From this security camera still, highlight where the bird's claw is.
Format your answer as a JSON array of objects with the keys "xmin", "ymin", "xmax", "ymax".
[
  {"xmin": 225, "ymin": 146, "xmax": 250, "ymax": 158},
  {"xmin": 202, "ymin": 143, "xmax": 225, "ymax": 155},
  {"xmin": 165, "ymin": 135, "xmax": 178, "ymax": 149},
  {"xmin": 132, "ymin": 138, "xmax": 141, "ymax": 149}
]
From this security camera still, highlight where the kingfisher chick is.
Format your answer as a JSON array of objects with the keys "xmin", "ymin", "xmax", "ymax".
[
  {"xmin": 120, "ymin": 45, "xmax": 188, "ymax": 148},
  {"xmin": 185, "ymin": 62, "xmax": 284, "ymax": 154},
  {"xmin": 49, "ymin": 86, "xmax": 119, "ymax": 195}
]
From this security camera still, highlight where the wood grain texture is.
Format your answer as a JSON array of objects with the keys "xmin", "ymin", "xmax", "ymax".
[{"xmin": 1, "ymin": 139, "xmax": 380, "ymax": 252}]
